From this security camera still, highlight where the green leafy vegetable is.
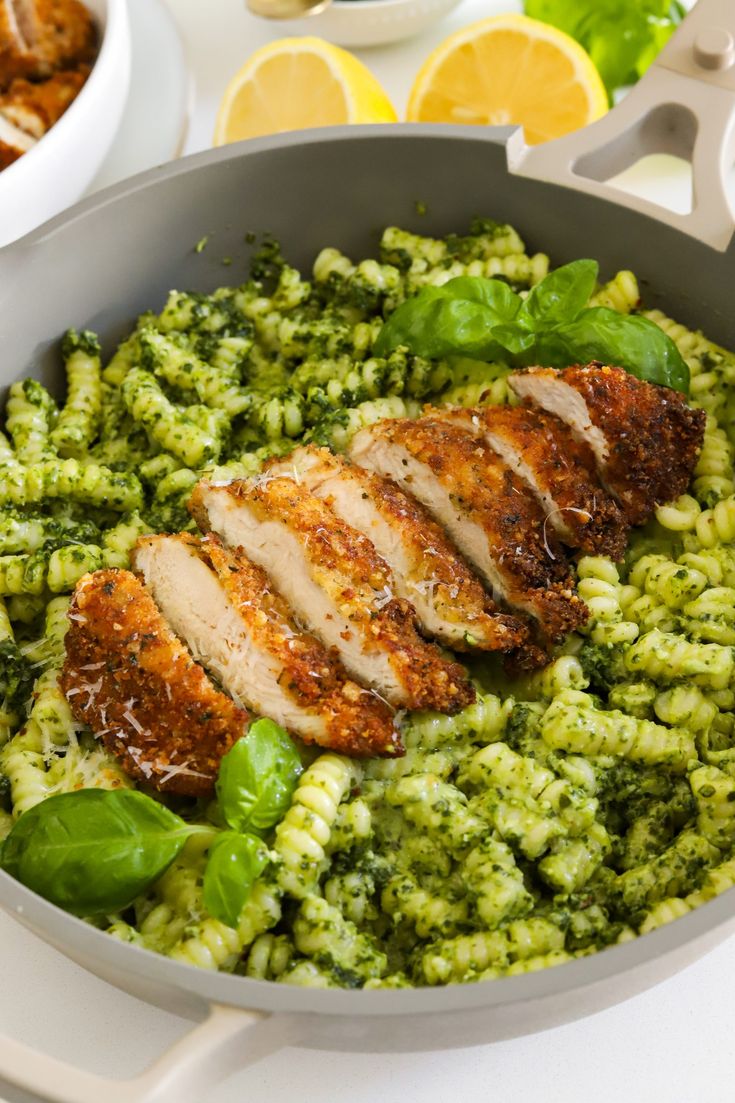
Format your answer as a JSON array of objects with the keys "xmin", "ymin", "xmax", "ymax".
[
  {"xmin": 516, "ymin": 259, "xmax": 598, "ymax": 328},
  {"xmin": 375, "ymin": 261, "xmax": 689, "ymax": 393},
  {"xmin": 216, "ymin": 718, "xmax": 303, "ymax": 834},
  {"xmin": 524, "ymin": 0, "xmax": 685, "ymax": 99},
  {"xmin": 202, "ymin": 831, "xmax": 269, "ymax": 929},
  {"xmin": 530, "ymin": 308, "xmax": 690, "ymax": 392},
  {"xmin": 1, "ymin": 789, "xmax": 204, "ymax": 915}
]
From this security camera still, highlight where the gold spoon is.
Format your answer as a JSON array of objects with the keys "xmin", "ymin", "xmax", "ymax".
[{"xmin": 246, "ymin": 0, "xmax": 332, "ymax": 19}]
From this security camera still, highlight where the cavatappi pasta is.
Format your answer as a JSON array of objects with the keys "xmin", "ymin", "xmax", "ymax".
[{"xmin": 3, "ymin": 218, "xmax": 735, "ymax": 988}]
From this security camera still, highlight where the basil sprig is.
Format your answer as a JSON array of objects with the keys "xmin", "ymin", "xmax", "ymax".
[
  {"xmin": 1, "ymin": 718, "xmax": 303, "ymax": 926},
  {"xmin": 0, "ymin": 789, "xmax": 206, "ymax": 915},
  {"xmin": 374, "ymin": 259, "xmax": 689, "ymax": 394}
]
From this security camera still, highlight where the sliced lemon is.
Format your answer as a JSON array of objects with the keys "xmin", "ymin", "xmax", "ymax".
[
  {"xmin": 407, "ymin": 14, "xmax": 608, "ymax": 144},
  {"xmin": 214, "ymin": 36, "xmax": 397, "ymax": 145}
]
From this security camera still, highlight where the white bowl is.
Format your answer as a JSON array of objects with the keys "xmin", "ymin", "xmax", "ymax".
[
  {"xmin": 274, "ymin": 0, "xmax": 464, "ymax": 48},
  {"xmin": 0, "ymin": 0, "xmax": 131, "ymax": 247}
]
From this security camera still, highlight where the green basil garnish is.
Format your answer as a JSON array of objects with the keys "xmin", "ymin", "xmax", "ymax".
[
  {"xmin": 202, "ymin": 831, "xmax": 269, "ymax": 929},
  {"xmin": 374, "ymin": 260, "xmax": 690, "ymax": 394},
  {"xmin": 216, "ymin": 718, "xmax": 303, "ymax": 834},
  {"xmin": 0, "ymin": 789, "xmax": 204, "ymax": 915}
]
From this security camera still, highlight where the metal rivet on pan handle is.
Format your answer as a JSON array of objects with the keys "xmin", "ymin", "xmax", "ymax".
[{"xmin": 693, "ymin": 27, "xmax": 735, "ymax": 70}]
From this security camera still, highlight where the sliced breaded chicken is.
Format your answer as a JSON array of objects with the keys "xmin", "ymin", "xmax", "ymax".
[
  {"xmin": 0, "ymin": 64, "xmax": 88, "ymax": 138},
  {"xmin": 349, "ymin": 419, "xmax": 587, "ymax": 642},
  {"xmin": 0, "ymin": 0, "xmax": 96, "ymax": 84},
  {"xmin": 0, "ymin": 0, "xmax": 38, "ymax": 84},
  {"xmin": 189, "ymin": 476, "xmax": 475, "ymax": 714},
  {"xmin": 509, "ymin": 364, "xmax": 706, "ymax": 525},
  {"xmin": 0, "ymin": 109, "xmax": 34, "ymax": 167},
  {"xmin": 60, "ymin": 569, "xmax": 246, "ymax": 796},
  {"xmin": 266, "ymin": 445, "xmax": 526, "ymax": 653},
  {"xmin": 436, "ymin": 405, "xmax": 628, "ymax": 559},
  {"xmin": 133, "ymin": 533, "xmax": 402, "ymax": 758},
  {"xmin": 34, "ymin": 0, "xmax": 97, "ymax": 67}
]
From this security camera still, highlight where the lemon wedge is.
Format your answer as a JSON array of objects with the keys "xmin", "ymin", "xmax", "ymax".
[
  {"xmin": 214, "ymin": 37, "xmax": 397, "ymax": 145},
  {"xmin": 406, "ymin": 14, "xmax": 608, "ymax": 144}
]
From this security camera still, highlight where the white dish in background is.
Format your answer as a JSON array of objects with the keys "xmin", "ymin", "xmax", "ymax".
[
  {"xmin": 272, "ymin": 0, "xmax": 465, "ymax": 49},
  {"xmin": 0, "ymin": 0, "xmax": 130, "ymax": 247},
  {"xmin": 88, "ymin": 0, "xmax": 192, "ymax": 195}
]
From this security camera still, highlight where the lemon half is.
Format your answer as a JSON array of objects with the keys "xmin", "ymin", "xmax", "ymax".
[
  {"xmin": 214, "ymin": 37, "xmax": 397, "ymax": 146},
  {"xmin": 407, "ymin": 14, "xmax": 608, "ymax": 144}
]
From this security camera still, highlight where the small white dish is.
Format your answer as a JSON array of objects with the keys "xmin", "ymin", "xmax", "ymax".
[
  {"xmin": 87, "ymin": 0, "xmax": 192, "ymax": 195},
  {"xmin": 0, "ymin": 0, "xmax": 131, "ymax": 247},
  {"xmin": 273, "ymin": 0, "xmax": 465, "ymax": 49}
]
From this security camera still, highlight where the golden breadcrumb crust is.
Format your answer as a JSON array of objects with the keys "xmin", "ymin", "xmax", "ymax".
[
  {"xmin": 191, "ymin": 477, "xmax": 475, "ymax": 714},
  {"xmin": 0, "ymin": 0, "xmax": 96, "ymax": 86},
  {"xmin": 437, "ymin": 405, "xmax": 629, "ymax": 560},
  {"xmin": 154, "ymin": 532, "xmax": 403, "ymax": 757},
  {"xmin": 515, "ymin": 363, "xmax": 706, "ymax": 525},
  {"xmin": 266, "ymin": 445, "xmax": 527, "ymax": 652},
  {"xmin": 61, "ymin": 569, "xmax": 246, "ymax": 796},
  {"xmin": 0, "ymin": 63, "xmax": 88, "ymax": 136},
  {"xmin": 374, "ymin": 418, "xmax": 588, "ymax": 642}
]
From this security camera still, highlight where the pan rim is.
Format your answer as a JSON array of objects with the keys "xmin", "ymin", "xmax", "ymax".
[
  {"xmin": 3, "ymin": 867, "xmax": 734, "ymax": 1016},
  {"xmin": 13, "ymin": 123, "xmax": 518, "ymax": 251}
]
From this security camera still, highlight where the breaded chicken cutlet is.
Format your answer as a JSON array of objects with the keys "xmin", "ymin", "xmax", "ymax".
[
  {"xmin": 133, "ymin": 533, "xmax": 402, "ymax": 758},
  {"xmin": 0, "ymin": 0, "xmax": 96, "ymax": 166},
  {"xmin": 0, "ymin": 0, "xmax": 95, "ymax": 84},
  {"xmin": 189, "ymin": 476, "xmax": 475, "ymax": 714},
  {"xmin": 349, "ymin": 418, "xmax": 588, "ymax": 643},
  {"xmin": 509, "ymin": 364, "xmax": 706, "ymax": 525},
  {"xmin": 436, "ymin": 405, "xmax": 629, "ymax": 559},
  {"xmin": 61, "ymin": 569, "xmax": 247, "ymax": 796},
  {"xmin": 265, "ymin": 445, "xmax": 527, "ymax": 653}
]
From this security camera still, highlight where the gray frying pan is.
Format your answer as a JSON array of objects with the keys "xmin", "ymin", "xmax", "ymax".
[{"xmin": 1, "ymin": 1, "xmax": 735, "ymax": 1098}]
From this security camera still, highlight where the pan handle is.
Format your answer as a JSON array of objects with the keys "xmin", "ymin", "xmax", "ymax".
[
  {"xmin": 0, "ymin": 1003, "xmax": 299, "ymax": 1103},
  {"xmin": 508, "ymin": 0, "xmax": 735, "ymax": 251}
]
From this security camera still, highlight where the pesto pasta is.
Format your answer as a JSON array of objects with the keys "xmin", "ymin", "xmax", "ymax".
[{"xmin": 3, "ymin": 217, "xmax": 735, "ymax": 989}]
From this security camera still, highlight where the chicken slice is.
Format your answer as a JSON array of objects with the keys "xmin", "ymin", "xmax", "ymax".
[
  {"xmin": 0, "ymin": 0, "xmax": 38, "ymax": 85},
  {"xmin": 266, "ymin": 445, "xmax": 526, "ymax": 653},
  {"xmin": 0, "ymin": 65, "xmax": 89, "ymax": 139},
  {"xmin": 0, "ymin": 109, "xmax": 34, "ymax": 168},
  {"xmin": 133, "ymin": 533, "xmax": 402, "ymax": 758},
  {"xmin": 33, "ymin": 0, "xmax": 97, "ymax": 68},
  {"xmin": 189, "ymin": 476, "xmax": 475, "ymax": 714},
  {"xmin": 0, "ymin": 0, "xmax": 96, "ymax": 85},
  {"xmin": 60, "ymin": 569, "xmax": 246, "ymax": 796},
  {"xmin": 349, "ymin": 419, "xmax": 587, "ymax": 642},
  {"xmin": 436, "ymin": 405, "xmax": 628, "ymax": 559},
  {"xmin": 509, "ymin": 364, "xmax": 706, "ymax": 525}
]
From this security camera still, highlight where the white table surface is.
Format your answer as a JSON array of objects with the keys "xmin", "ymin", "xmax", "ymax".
[{"xmin": 2, "ymin": 1, "xmax": 733, "ymax": 1100}]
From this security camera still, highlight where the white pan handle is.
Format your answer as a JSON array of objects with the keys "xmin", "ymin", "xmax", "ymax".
[
  {"xmin": 0, "ymin": 1004, "xmax": 298, "ymax": 1103},
  {"xmin": 509, "ymin": 0, "xmax": 735, "ymax": 251}
]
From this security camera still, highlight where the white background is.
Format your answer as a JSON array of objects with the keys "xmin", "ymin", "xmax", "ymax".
[{"xmin": 2, "ymin": 0, "xmax": 733, "ymax": 1100}]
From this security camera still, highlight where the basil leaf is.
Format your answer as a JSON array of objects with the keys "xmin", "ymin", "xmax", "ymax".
[
  {"xmin": 202, "ymin": 831, "xmax": 268, "ymax": 929},
  {"xmin": 216, "ymin": 718, "xmax": 302, "ymax": 834},
  {"xmin": 491, "ymin": 325, "xmax": 536, "ymax": 356},
  {"xmin": 374, "ymin": 277, "xmax": 522, "ymax": 360},
  {"xmin": 375, "ymin": 266, "xmax": 690, "ymax": 394},
  {"xmin": 1, "ymin": 789, "xmax": 199, "ymax": 915},
  {"xmin": 517, "ymin": 259, "xmax": 598, "ymax": 328},
  {"xmin": 533, "ymin": 307, "xmax": 690, "ymax": 392},
  {"xmin": 437, "ymin": 276, "xmax": 522, "ymax": 316}
]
